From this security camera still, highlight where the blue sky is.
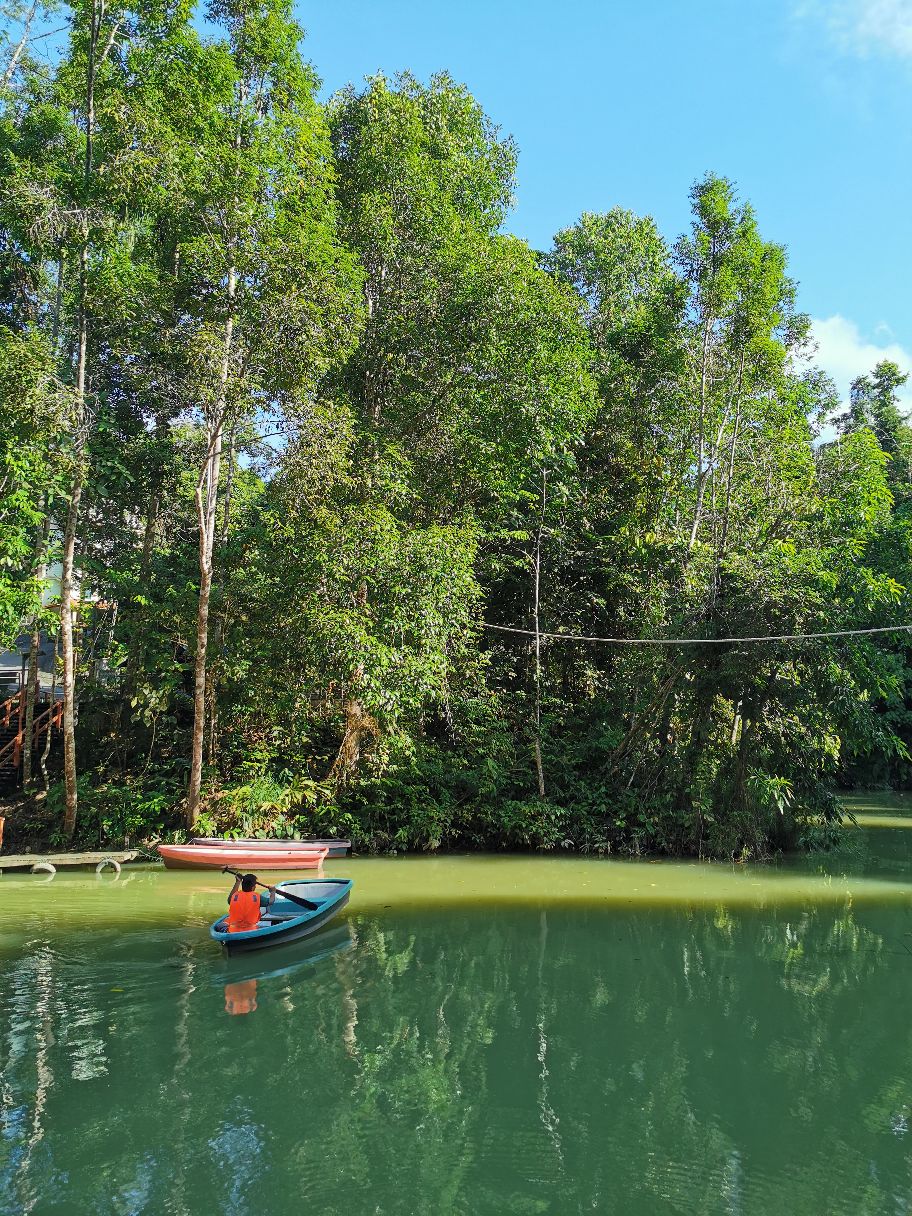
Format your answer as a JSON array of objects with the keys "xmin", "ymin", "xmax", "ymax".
[{"xmin": 301, "ymin": 0, "xmax": 912, "ymax": 409}]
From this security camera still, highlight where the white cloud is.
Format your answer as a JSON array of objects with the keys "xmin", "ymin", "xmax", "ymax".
[
  {"xmin": 795, "ymin": 0, "xmax": 912, "ymax": 58},
  {"xmin": 811, "ymin": 315, "xmax": 912, "ymax": 403},
  {"xmin": 803, "ymin": 315, "xmax": 912, "ymax": 443}
]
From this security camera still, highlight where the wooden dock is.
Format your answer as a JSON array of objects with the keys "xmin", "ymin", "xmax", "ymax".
[{"xmin": 0, "ymin": 850, "xmax": 140, "ymax": 872}]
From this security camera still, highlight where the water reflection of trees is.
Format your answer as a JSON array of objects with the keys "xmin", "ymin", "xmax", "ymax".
[{"xmin": 1, "ymin": 903, "xmax": 911, "ymax": 1214}]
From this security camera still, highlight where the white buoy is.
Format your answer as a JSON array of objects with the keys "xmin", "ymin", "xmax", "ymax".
[
  {"xmin": 30, "ymin": 861, "xmax": 56, "ymax": 876},
  {"xmin": 96, "ymin": 858, "xmax": 121, "ymax": 876}
]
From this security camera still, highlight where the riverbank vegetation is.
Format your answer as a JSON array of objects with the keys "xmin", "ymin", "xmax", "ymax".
[{"xmin": 2, "ymin": 0, "xmax": 911, "ymax": 857}]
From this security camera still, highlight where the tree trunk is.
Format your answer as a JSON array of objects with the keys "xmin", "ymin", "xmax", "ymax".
[
  {"xmin": 532, "ymin": 468, "xmax": 547, "ymax": 798},
  {"xmin": 187, "ymin": 498, "xmax": 217, "ymax": 824},
  {"xmin": 61, "ymin": 0, "xmax": 107, "ymax": 839},
  {"xmin": 38, "ymin": 639, "xmax": 58, "ymax": 796},
  {"xmin": 688, "ymin": 308, "xmax": 713, "ymax": 548},
  {"xmin": 717, "ymin": 353, "xmax": 747, "ymax": 565},
  {"xmin": 22, "ymin": 514, "xmax": 49, "ymax": 789},
  {"xmin": 186, "ymin": 73, "xmax": 247, "ymax": 825},
  {"xmin": 205, "ymin": 424, "xmax": 237, "ymax": 770},
  {"xmin": 122, "ymin": 493, "xmax": 159, "ymax": 702},
  {"xmin": 611, "ymin": 663, "xmax": 681, "ymax": 770},
  {"xmin": 186, "ymin": 268, "xmax": 234, "ymax": 827},
  {"xmin": 1, "ymin": 0, "xmax": 39, "ymax": 87},
  {"xmin": 333, "ymin": 677, "xmax": 370, "ymax": 781},
  {"xmin": 329, "ymin": 582, "xmax": 375, "ymax": 784},
  {"xmin": 52, "ymin": 251, "xmax": 65, "ymax": 350},
  {"xmin": 23, "ymin": 624, "xmax": 40, "ymax": 789},
  {"xmin": 332, "ymin": 270, "xmax": 383, "ymax": 782},
  {"xmin": 60, "ymin": 248, "xmax": 88, "ymax": 840},
  {"xmin": 60, "ymin": 463, "xmax": 85, "ymax": 839}
]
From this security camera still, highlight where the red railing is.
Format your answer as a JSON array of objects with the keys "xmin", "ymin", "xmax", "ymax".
[
  {"xmin": 0, "ymin": 690, "xmax": 63, "ymax": 776},
  {"xmin": 0, "ymin": 689, "xmax": 21, "ymax": 728}
]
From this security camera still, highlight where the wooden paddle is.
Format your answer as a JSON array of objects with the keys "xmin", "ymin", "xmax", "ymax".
[{"xmin": 222, "ymin": 866, "xmax": 320, "ymax": 912}]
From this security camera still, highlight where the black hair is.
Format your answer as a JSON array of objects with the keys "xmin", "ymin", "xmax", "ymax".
[{"xmin": 241, "ymin": 873, "xmax": 257, "ymax": 892}]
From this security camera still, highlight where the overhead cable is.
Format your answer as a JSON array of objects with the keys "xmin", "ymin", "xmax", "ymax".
[{"xmin": 483, "ymin": 623, "xmax": 912, "ymax": 646}]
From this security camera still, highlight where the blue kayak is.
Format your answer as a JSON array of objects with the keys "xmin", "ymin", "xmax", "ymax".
[{"xmin": 210, "ymin": 878, "xmax": 353, "ymax": 954}]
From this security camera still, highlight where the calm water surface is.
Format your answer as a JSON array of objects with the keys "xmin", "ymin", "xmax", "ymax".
[{"xmin": 3, "ymin": 800, "xmax": 912, "ymax": 1215}]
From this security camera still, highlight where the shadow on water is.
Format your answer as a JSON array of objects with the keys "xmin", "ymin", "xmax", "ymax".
[{"xmin": 2, "ymin": 818, "xmax": 912, "ymax": 1214}]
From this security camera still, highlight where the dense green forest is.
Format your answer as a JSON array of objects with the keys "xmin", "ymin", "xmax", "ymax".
[{"xmin": 2, "ymin": 0, "xmax": 911, "ymax": 857}]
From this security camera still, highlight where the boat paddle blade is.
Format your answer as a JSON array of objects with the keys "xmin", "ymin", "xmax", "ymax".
[{"xmin": 272, "ymin": 887, "xmax": 320, "ymax": 912}]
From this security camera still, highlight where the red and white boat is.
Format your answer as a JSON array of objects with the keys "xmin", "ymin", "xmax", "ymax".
[{"xmin": 157, "ymin": 843, "xmax": 329, "ymax": 871}]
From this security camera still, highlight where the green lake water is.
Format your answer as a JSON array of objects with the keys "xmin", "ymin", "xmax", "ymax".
[{"xmin": 3, "ymin": 797, "xmax": 912, "ymax": 1214}]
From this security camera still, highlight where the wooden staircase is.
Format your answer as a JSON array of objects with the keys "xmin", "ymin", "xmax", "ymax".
[
  {"xmin": 0, "ymin": 690, "xmax": 63, "ymax": 789},
  {"xmin": 0, "ymin": 712, "xmax": 18, "ymax": 785}
]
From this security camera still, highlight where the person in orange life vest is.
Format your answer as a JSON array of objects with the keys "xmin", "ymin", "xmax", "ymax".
[{"xmin": 226, "ymin": 871, "xmax": 277, "ymax": 932}]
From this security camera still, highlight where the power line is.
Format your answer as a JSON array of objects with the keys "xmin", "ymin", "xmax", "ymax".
[{"xmin": 484, "ymin": 623, "xmax": 912, "ymax": 646}]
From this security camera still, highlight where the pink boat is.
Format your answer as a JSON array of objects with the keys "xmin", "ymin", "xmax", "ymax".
[{"xmin": 157, "ymin": 844, "xmax": 328, "ymax": 871}]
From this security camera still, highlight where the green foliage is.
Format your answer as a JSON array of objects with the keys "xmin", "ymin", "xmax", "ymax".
[
  {"xmin": 2, "ymin": 19, "xmax": 910, "ymax": 858},
  {"xmin": 0, "ymin": 324, "xmax": 68, "ymax": 642},
  {"xmin": 44, "ymin": 770, "xmax": 182, "ymax": 847}
]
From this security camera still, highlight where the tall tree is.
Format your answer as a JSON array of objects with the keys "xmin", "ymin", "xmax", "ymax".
[
  {"xmin": 326, "ymin": 73, "xmax": 595, "ymax": 787},
  {"xmin": 838, "ymin": 359, "xmax": 911, "ymax": 472},
  {"xmin": 0, "ymin": 0, "xmax": 133, "ymax": 834},
  {"xmin": 176, "ymin": 0, "xmax": 361, "ymax": 824}
]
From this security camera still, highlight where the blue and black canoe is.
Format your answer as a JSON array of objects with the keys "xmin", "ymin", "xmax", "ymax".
[{"xmin": 210, "ymin": 878, "xmax": 353, "ymax": 954}]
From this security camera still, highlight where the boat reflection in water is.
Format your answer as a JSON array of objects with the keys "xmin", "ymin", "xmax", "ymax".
[{"xmin": 218, "ymin": 922, "xmax": 354, "ymax": 1016}]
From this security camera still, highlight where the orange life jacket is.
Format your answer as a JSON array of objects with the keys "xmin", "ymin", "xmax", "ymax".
[{"xmin": 227, "ymin": 888, "xmax": 261, "ymax": 933}]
